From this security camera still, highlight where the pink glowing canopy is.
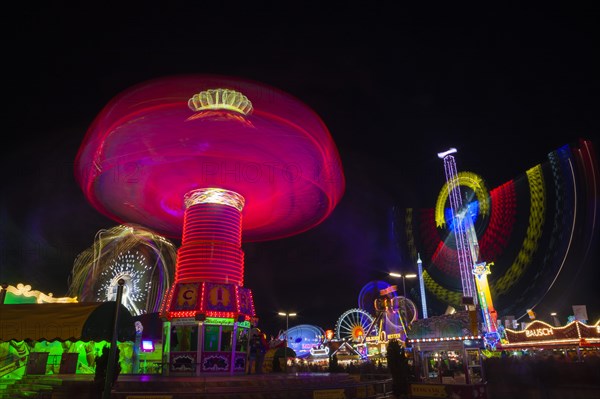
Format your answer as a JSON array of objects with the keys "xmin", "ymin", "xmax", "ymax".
[{"xmin": 75, "ymin": 74, "xmax": 345, "ymax": 241}]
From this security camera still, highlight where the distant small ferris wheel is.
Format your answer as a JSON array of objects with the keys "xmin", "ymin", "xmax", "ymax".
[{"xmin": 335, "ymin": 308, "xmax": 377, "ymax": 342}]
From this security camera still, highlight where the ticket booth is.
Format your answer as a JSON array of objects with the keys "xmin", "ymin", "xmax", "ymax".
[
  {"xmin": 406, "ymin": 311, "xmax": 486, "ymax": 385},
  {"xmin": 160, "ymin": 281, "xmax": 256, "ymax": 374}
]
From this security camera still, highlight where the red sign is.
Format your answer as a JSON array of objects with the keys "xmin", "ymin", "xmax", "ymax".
[{"xmin": 380, "ymin": 285, "xmax": 398, "ymax": 296}]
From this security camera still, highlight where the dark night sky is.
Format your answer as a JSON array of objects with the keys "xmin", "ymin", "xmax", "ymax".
[{"xmin": 1, "ymin": 3, "xmax": 598, "ymax": 336}]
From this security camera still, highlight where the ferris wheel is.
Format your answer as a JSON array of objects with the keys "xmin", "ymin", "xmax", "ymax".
[
  {"xmin": 68, "ymin": 224, "xmax": 176, "ymax": 316},
  {"xmin": 335, "ymin": 308, "xmax": 377, "ymax": 342},
  {"xmin": 96, "ymin": 250, "xmax": 153, "ymax": 316}
]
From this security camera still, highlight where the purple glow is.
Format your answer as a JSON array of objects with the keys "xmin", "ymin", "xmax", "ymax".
[{"xmin": 141, "ymin": 340, "xmax": 154, "ymax": 351}]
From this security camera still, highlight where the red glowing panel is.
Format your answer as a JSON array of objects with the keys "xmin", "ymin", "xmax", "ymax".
[
  {"xmin": 478, "ymin": 181, "xmax": 517, "ymax": 261},
  {"xmin": 75, "ymin": 74, "xmax": 345, "ymax": 242}
]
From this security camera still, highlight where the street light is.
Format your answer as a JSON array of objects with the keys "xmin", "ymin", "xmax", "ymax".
[
  {"xmin": 389, "ymin": 272, "xmax": 417, "ymax": 328},
  {"xmin": 278, "ymin": 312, "xmax": 296, "ymax": 372}
]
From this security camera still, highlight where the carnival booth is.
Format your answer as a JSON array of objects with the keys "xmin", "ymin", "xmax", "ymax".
[
  {"xmin": 0, "ymin": 284, "xmax": 136, "ymax": 377},
  {"xmin": 500, "ymin": 319, "xmax": 600, "ymax": 358},
  {"xmin": 160, "ymin": 281, "xmax": 256, "ymax": 375},
  {"xmin": 406, "ymin": 311, "xmax": 485, "ymax": 385}
]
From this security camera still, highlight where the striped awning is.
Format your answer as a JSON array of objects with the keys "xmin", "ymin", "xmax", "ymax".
[{"xmin": 0, "ymin": 302, "xmax": 135, "ymax": 342}]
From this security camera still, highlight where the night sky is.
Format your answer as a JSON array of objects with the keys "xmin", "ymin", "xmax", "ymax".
[{"xmin": 1, "ymin": 3, "xmax": 598, "ymax": 337}]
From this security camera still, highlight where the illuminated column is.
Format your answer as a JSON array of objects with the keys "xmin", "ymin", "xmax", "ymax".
[
  {"xmin": 473, "ymin": 263, "xmax": 498, "ymax": 333},
  {"xmin": 417, "ymin": 253, "xmax": 428, "ymax": 319},
  {"xmin": 175, "ymin": 188, "xmax": 245, "ymax": 286}
]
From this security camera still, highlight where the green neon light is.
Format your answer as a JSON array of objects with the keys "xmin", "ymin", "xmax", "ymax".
[
  {"xmin": 204, "ymin": 317, "xmax": 250, "ymax": 328},
  {"xmin": 205, "ymin": 317, "xmax": 235, "ymax": 325}
]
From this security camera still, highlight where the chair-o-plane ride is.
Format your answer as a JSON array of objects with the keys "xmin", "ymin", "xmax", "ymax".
[{"xmin": 75, "ymin": 75, "xmax": 345, "ymax": 374}]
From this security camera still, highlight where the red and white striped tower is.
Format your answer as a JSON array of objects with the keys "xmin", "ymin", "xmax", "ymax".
[{"xmin": 175, "ymin": 188, "xmax": 245, "ymax": 286}]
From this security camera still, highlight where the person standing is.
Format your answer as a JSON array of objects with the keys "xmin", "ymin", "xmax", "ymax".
[
  {"xmin": 94, "ymin": 345, "xmax": 122, "ymax": 396},
  {"xmin": 255, "ymin": 333, "xmax": 267, "ymax": 374},
  {"xmin": 247, "ymin": 336, "xmax": 259, "ymax": 374}
]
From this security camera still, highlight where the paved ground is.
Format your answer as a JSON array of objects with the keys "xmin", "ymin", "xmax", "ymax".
[
  {"xmin": 8, "ymin": 373, "xmax": 600, "ymax": 398},
  {"xmin": 17, "ymin": 372, "xmax": 394, "ymax": 398}
]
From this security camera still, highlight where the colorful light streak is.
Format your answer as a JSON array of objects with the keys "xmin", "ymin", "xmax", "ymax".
[
  {"xmin": 438, "ymin": 149, "xmax": 499, "ymax": 348},
  {"xmin": 404, "ymin": 139, "xmax": 598, "ymax": 327},
  {"xmin": 438, "ymin": 150, "xmax": 478, "ymax": 303},
  {"xmin": 74, "ymin": 75, "xmax": 345, "ymax": 243}
]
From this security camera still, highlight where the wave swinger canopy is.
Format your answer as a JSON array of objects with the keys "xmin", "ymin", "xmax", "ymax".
[{"xmin": 75, "ymin": 74, "xmax": 345, "ymax": 242}]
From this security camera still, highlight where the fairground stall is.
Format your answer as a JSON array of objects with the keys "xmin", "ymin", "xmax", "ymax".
[
  {"xmin": 500, "ymin": 318, "xmax": 600, "ymax": 358},
  {"xmin": 406, "ymin": 311, "xmax": 485, "ymax": 385},
  {"xmin": 159, "ymin": 281, "xmax": 256, "ymax": 375},
  {"xmin": 362, "ymin": 332, "xmax": 404, "ymax": 366},
  {"xmin": 0, "ymin": 283, "xmax": 135, "ymax": 378}
]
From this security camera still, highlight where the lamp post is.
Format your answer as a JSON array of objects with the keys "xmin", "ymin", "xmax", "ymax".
[
  {"xmin": 389, "ymin": 272, "xmax": 417, "ymax": 330},
  {"xmin": 278, "ymin": 312, "xmax": 296, "ymax": 372},
  {"xmin": 102, "ymin": 279, "xmax": 124, "ymax": 399},
  {"xmin": 0, "ymin": 283, "xmax": 8, "ymax": 304}
]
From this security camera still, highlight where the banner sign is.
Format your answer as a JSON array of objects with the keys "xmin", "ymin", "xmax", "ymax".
[{"xmin": 505, "ymin": 320, "xmax": 600, "ymax": 344}]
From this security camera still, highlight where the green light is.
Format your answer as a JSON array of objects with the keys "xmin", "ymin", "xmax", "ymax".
[{"xmin": 205, "ymin": 317, "xmax": 235, "ymax": 325}]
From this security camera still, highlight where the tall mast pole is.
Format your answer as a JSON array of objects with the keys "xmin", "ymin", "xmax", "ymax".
[
  {"xmin": 417, "ymin": 254, "xmax": 428, "ymax": 319},
  {"xmin": 437, "ymin": 148, "xmax": 477, "ymax": 304}
]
